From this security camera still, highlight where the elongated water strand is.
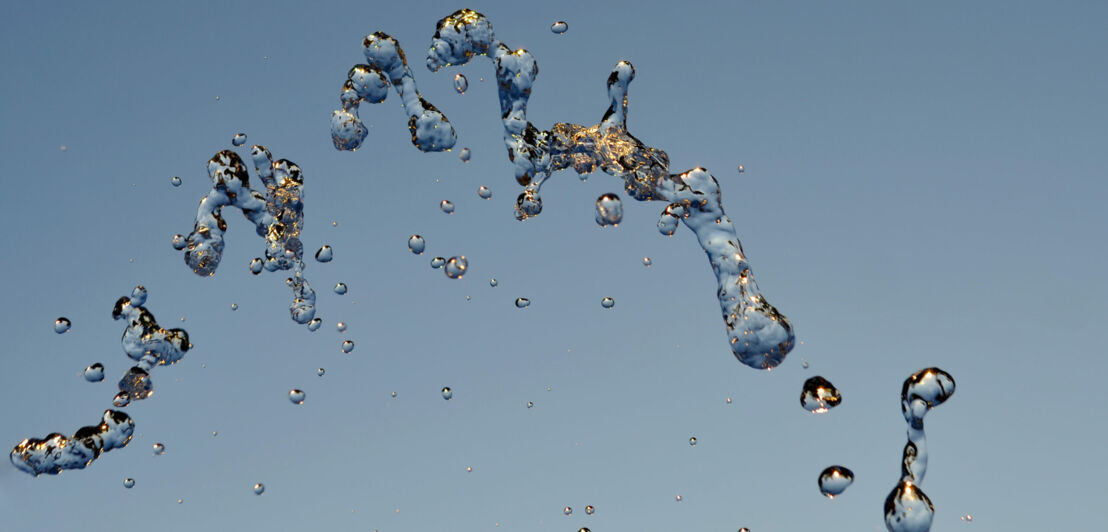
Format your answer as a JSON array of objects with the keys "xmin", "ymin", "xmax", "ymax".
[
  {"xmin": 112, "ymin": 287, "xmax": 191, "ymax": 402},
  {"xmin": 10, "ymin": 410, "xmax": 134, "ymax": 476}
]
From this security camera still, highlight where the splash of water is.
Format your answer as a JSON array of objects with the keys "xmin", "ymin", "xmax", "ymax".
[
  {"xmin": 181, "ymin": 146, "xmax": 317, "ymax": 327},
  {"xmin": 112, "ymin": 286, "xmax": 191, "ymax": 403},
  {"xmin": 884, "ymin": 367, "xmax": 956, "ymax": 532},
  {"xmin": 10, "ymin": 410, "xmax": 134, "ymax": 476}
]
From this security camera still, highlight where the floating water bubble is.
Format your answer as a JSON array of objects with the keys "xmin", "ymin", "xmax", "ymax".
[
  {"xmin": 657, "ymin": 211, "xmax": 679, "ymax": 236},
  {"xmin": 317, "ymin": 368, "xmax": 325, "ymax": 376},
  {"xmin": 563, "ymin": 506, "xmax": 572, "ymax": 516},
  {"xmin": 515, "ymin": 297, "xmax": 530, "ymax": 308},
  {"xmin": 315, "ymin": 245, "xmax": 334, "ymax": 263},
  {"xmin": 152, "ymin": 443, "xmax": 165, "ymax": 456},
  {"xmin": 642, "ymin": 257, "xmax": 651, "ymax": 267},
  {"xmin": 818, "ymin": 465, "xmax": 854, "ymax": 499},
  {"xmin": 551, "ymin": 21, "xmax": 568, "ymax": 34},
  {"xmin": 9, "ymin": 410, "xmax": 134, "ymax": 476},
  {"xmin": 112, "ymin": 392, "xmax": 131, "ymax": 407},
  {"xmin": 688, "ymin": 436, "xmax": 697, "ymax": 446},
  {"xmin": 308, "ymin": 318, "xmax": 322, "ymax": 331},
  {"xmin": 232, "ymin": 133, "xmax": 247, "ymax": 146},
  {"xmin": 337, "ymin": 321, "xmax": 347, "ymax": 332},
  {"xmin": 249, "ymin": 258, "xmax": 264, "ymax": 275},
  {"xmin": 171, "ymin": 176, "xmax": 182, "ymax": 187},
  {"xmin": 288, "ymin": 389, "xmax": 306, "ymax": 405},
  {"xmin": 441, "ymin": 387, "xmax": 453, "ymax": 400},
  {"xmin": 83, "ymin": 363, "xmax": 105, "ymax": 383},
  {"xmin": 445, "ymin": 256, "xmax": 468, "ymax": 279},
  {"xmin": 408, "ymin": 235, "xmax": 426, "ymax": 254},
  {"xmin": 489, "ymin": 278, "xmax": 498, "ymax": 287},
  {"xmin": 800, "ymin": 376, "xmax": 842, "ymax": 414},
  {"xmin": 440, "ymin": 200, "xmax": 455, "ymax": 214},
  {"xmin": 454, "ymin": 73, "xmax": 468, "ymax": 94},
  {"xmin": 341, "ymin": 340, "xmax": 354, "ymax": 353},
  {"xmin": 253, "ymin": 483, "xmax": 265, "ymax": 495},
  {"xmin": 601, "ymin": 297, "xmax": 615, "ymax": 309},
  {"xmin": 123, "ymin": 477, "xmax": 135, "ymax": 489},
  {"xmin": 334, "ymin": 282, "xmax": 348, "ymax": 295},
  {"xmin": 595, "ymin": 193, "xmax": 623, "ymax": 226},
  {"xmin": 430, "ymin": 256, "xmax": 446, "ymax": 269},
  {"xmin": 391, "ymin": 391, "xmax": 397, "ymax": 398},
  {"xmin": 171, "ymin": 234, "xmax": 187, "ymax": 250},
  {"xmin": 478, "ymin": 185, "xmax": 492, "ymax": 199},
  {"xmin": 585, "ymin": 505, "xmax": 595, "ymax": 515},
  {"xmin": 459, "ymin": 147, "xmax": 471, "ymax": 162},
  {"xmin": 54, "ymin": 317, "xmax": 71, "ymax": 334}
]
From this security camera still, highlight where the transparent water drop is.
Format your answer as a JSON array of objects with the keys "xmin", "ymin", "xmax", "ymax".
[
  {"xmin": 802, "ymin": 359, "xmax": 810, "ymax": 369},
  {"xmin": 689, "ymin": 436, "xmax": 697, "ymax": 446},
  {"xmin": 466, "ymin": 466, "xmax": 472, "ymax": 472},
  {"xmin": 249, "ymin": 258, "xmax": 264, "ymax": 275},
  {"xmin": 478, "ymin": 186, "xmax": 492, "ymax": 199},
  {"xmin": 130, "ymin": 286, "xmax": 147, "ymax": 306},
  {"xmin": 317, "ymin": 368, "xmax": 325, "ymax": 377},
  {"xmin": 515, "ymin": 297, "xmax": 530, "ymax": 308},
  {"xmin": 445, "ymin": 256, "xmax": 468, "ymax": 279},
  {"xmin": 800, "ymin": 376, "xmax": 842, "ymax": 414},
  {"xmin": 232, "ymin": 133, "xmax": 247, "ymax": 146},
  {"xmin": 642, "ymin": 257, "xmax": 652, "ymax": 267},
  {"xmin": 152, "ymin": 443, "xmax": 165, "ymax": 456},
  {"xmin": 526, "ymin": 401, "xmax": 534, "ymax": 408},
  {"xmin": 118, "ymin": 367, "xmax": 153, "ymax": 400},
  {"xmin": 112, "ymin": 391, "xmax": 131, "ymax": 407},
  {"xmin": 675, "ymin": 495, "xmax": 683, "ymax": 502},
  {"xmin": 657, "ymin": 211, "xmax": 679, "ymax": 236},
  {"xmin": 315, "ymin": 245, "xmax": 333, "ymax": 263},
  {"xmin": 253, "ymin": 483, "xmax": 265, "ymax": 495},
  {"xmin": 601, "ymin": 297, "xmax": 615, "ymax": 309},
  {"xmin": 551, "ymin": 20, "xmax": 568, "ymax": 34},
  {"xmin": 454, "ymin": 73, "xmax": 468, "ymax": 94},
  {"xmin": 594, "ymin": 193, "xmax": 623, "ymax": 226},
  {"xmin": 171, "ymin": 176, "xmax": 182, "ymax": 187},
  {"xmin": 585, "ymin": 505, "xmax": 595, "ymax": 515},
  {"xmin": 230, "ymin": 302, "xmax": 238, "ymax": 311},
  {"xmin": 818, "ymin": 465, "xmax": 854, "ymax": 498},
  {"xmin": 54, "ymin": 317, "xmax": 71, "ymax": 334},
  {"xmin": 441, "ymin": 387, "xmax": 453, "ymax": 400},
  {"xmin": 489, "ymin": 278, "xmax": 498, "ymax": 287},
  {"xmin": 737, "ymin": 164, "xmax": 744, "ymax": 173},
  {"xmin": 83, "ymin": 363, "xmax": 105, "ymax": 382},
  {"xmin": 440, "ymin": 200, "xmax": 455, "ymax": 214},
  {"xmin": 288, "ymin": 389, "xmax": 306, "ymax": 405},
  {"xmin": 391, "ymin": 391, "xmax": 397, "ymax": 398},
  {"xmin": 409, "ymin": 235, "xmax": 426, "ymax": 255},
  {"xmin": 123, "ymin": 477, "xmax": 135, "ymax": 489},
  {"xmin": 961, "ymin": 514, "xmax": 973, "ymax": 522},
  {"xmin": 563, "ymin": 506, "xmax": 573, "ymax": 516},
  {"xmin": 459, "ymin": 147, "xmax": 471, "ymax": 162},
  {"xmin": 546, "ymin": 385, "xmax": 552, "ymax": 392},
  {"xmin": 341, "ymin": 340, "xmax": 354, "ymax": 353},
  {"xmin": 726, "ymin": 397, "xmax": 733, "ymax": 404},
  {"xmin": 337, "ymin": 321, "xmax": 347, "ymax": 332},
  {"xmin": 333, "ymin": 282, "xmax": 348, "ymax": 295},
  {"xmin": 431, "ymin": 257, "xmax": 446, "ymax": 269},
  {"xmin": 171, "ymin": 233, "xmax": 187, "ymax": 250},
  {"xmin": 739, "ymin": 529, "xmax": 750, "ymax": 532},
  {"xmin": 307, "ymin": 318, "xmax": 322, "ymax": 331}
]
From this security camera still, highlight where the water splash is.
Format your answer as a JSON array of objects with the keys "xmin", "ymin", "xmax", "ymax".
[
  {"xmin": 407, "ymin": 9, "xmax": 793, "ymax": 369},
  {"xmin": 884, "ymin": 368, "xmax": 956, "ymax": 532},
  {"xmin": 10, "ymin": 410, "xmax": 134, "ymax": 476},
  {"xmin": 112, "ymin": 287, "xmax": 191, "ymax": 403},
  {"xmin": 180, "ymin": 146, "xmax": 317, "ymax": 327}
]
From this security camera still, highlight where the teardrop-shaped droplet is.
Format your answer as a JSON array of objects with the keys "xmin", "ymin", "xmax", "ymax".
[
  {"xmin": 232, "ymin": 133, "xmax": 247, "ymax": 146},
  {"xmin": 341, "ymin": 340, "xmax": 354, "ymax": 353},
  {"xmin": 445, "ymin": 256, "xmax": 468, "ymax": 279},
  {"xmin": 83, "ymin": 363, "xmax": 105, "ymax": 382},
  {"xmin": 333, "ymin": 282, "xmax": 348, "ymax": 295},
  {"xmin": 675, "ymin": 494, "xmax": 683, "ymax": 503},
  {"xmin": 818, "ymin": 465, "xmax": 854, "ymax": 498},
  {"xmin": 657, "ymin": 211, "xmax": 679, "ymax": 236},
  {"xmin": 800, "ymin": 376, "xmax": 842, "ymax": 414},
  {"xmin": 152, "ymin": 443, "xmax": 165, "ymax": 455},
  {"xmin": 884, "ymin": 480, "xmax": 934, "ymax": 532},
  {"xmin": 478, "ymin": 186, "xmax": 492, "ymax": 199},
  {"xmin": 54, "ymin": 317, "xmax": 71, "ymax": 334},
  {"xmin": 315, "ymin": 245, "xmax": 333, "ymax": 263},
  {"xmin": 336, "ymin": 321, "xmax": 347, "ymax": 332},
  {"xmin": 430, "ymin": 257, "xmax": 446, "ymax": 269},
  {"xmin": 902, "ymin": 367, "xmax": 956, "ymax": 410},
  {"xmin": 409, "ymin": 235, "xmax": 426, "ymax": 255},
  {"xmin": 601, "ymin": 297, "xmax": 615, "ymax": 309},
  {"xmin": 515, "ymin": 297, "xmax": 530, "ymax": 308},
  {"xmin": 441, "ymin": 387, "xmax": 453, "ymax": 400},
  {"xmin": 459, "ymin": 147, "xmax": 471, "ymax": 162},
  {"xmin": 595, "ymin": 193, "xmax": 623, "ymax": 227},
  {"xmin": 453, "ymin": 73, "xmax": 468, "ymax": 94},
  {"xmin": 249, "ymin": 258, "xmax": 264, "ymax": 275},
  {"xmin": 440, "ymin": 200, "xmax": 455, "ymax": 214},
  {"xmin": 253, "ymin": 483, "xmax": 265, "ymax": 495},
  {"xmin": 123, "ymin": 477, "xmax": 135, "ymax": 489},
  {"xmin": 288, "ymin": 389, "xmax": 306, "ymax": 405},
  {"xmin": 171, "ymin": 176, "xmax": 182, "ymax": 187},
  {"xmin": 563, "ymin": 506, "xmax": 573, "ymax": 516},
  {"xmin": 551, "ymin": 21, "xmax": 568, "ymax": 34},
  {"xmin": 689, "ymin": 436, "xmax": 697, "ymax": 446},
  {"xmin": 230, "ymin": 302, "xmax": 238, "ymax": 311},
  {"xmin": 307, "ymin": 318, "xmax": 322, "ymax": 331}
]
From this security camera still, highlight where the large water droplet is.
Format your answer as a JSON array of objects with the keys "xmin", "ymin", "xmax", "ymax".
[
  {"xmin": 478, "ymin": 186, "xmax": 492, "ymax": 199},
  {"xmin": 551, "ymin": 20, "xmax": 568, "ymax": 34},
  {"xmin": 171, "ymin": 176, "xmax": 182, "ymax": 187},
  {"xmin": 445, "ymin": 256, "xmax": 468, "ymax": 279},
  {"xmin": 83, "ymin": 363, "xmax": 105, "ymax": 382},
  {"xmin": 884, "ymin": 480, "xmax": 934, "ymax": 532},
  {"xmin": 152, "ymin": 443, "xmax": 165, "ymax": 456},
  {"xmin": 341, "ymin": 340, "xmax": 354, "ymax": 353},
  {"xmin": 334, "ymin": 282, "xmax": 348, "ymax": 295},
  {"xmin": 737, "ymin": 164, "xmax": 744, "ymax": 174},
  {"xmin": 515, "ymin": 297, "xmax": 530, "ymax": 308},
  {"xmin": 441, "ymin": 387, "xmax": 453, "ymax": 400},
  {"xmin": 601, "ymin": 297, "xmax": 615, "ymax": 309},
  {"xmin": 171, "ymin": 234, "xmax": 187, "ymax": 250},
  {"xmin": 430, "ymin": 257, "xmax": 446, "ymax": 269},
  {"xmin": 595, "ymin": 193, "xmax": 623, "ymax": 227},
  {"xmin": 459, "ymin": 147, "xmax": 471, "ymax": 162},
  {"xmin": 688, "ymin": 436, "xmax": 697, "ymax": 446},
  {"xmin": 440, "ymin": 200, "xmax": 455, "ymax": 214},
  {"xmin": 563, "ymin": 506, "xmax": 573, "ymax": 516},
  {"xmin": 409, "ymin": 235, "xmax": 426, "ymax": 255},
  {"xmin": 253, "ymin": 483, "xmax": 265, "ymax": 495},
  {"xmin": 454, "ymin": 74, "xmax": 468, "ymax": 94},
  {"xmin": 232, "ymin": 133, "xmax": 247, "ymax": 146},
  {"xmin": 818, "ymin": 465, "xmax": 854, "ymax": 498},
  {"xmin": 54, "ymin": 317, "xmax": 71, "ymax": 334},
  {"xmin": 123, "ymin": 477, "xmax": 135, "ymax": 489},
  {"xmin": 800, "ymin": 376, "xmax": 842, "ymax": 414},
  {"xmin": 307, "ymin": 318, "xmax": 322, "ymax": 331},
  {"xmin": 315, "ymin": 245, "xmax": 333, "ymax": 263},
  {"xmin": 288, "ymin": 389, "xmax": 306, "ymax": 405}
]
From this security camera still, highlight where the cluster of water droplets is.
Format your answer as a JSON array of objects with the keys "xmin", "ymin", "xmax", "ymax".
[
  {"xmin": 112, "ymin": 286, "xmax": 192, "ymax": 406},
  {"xmin": 178, "ymin": 144, "xmax": 317, "ymax": 327}
]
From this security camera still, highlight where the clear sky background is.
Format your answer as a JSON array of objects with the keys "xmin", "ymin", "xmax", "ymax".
[{"xmin": 1, "ymin": 1, "xmax": 1105, "ymax": 531}]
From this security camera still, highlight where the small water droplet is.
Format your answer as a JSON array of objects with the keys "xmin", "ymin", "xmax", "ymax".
[
  {"xmin": 307, "ymin": 318, "xmax": 322, "ymax": 331},
  {"xmin": 54, "ymin": 317, "xmax": 71, "ymax": 334},
  {"xmin": 288, "ymin": 389, "xmax": 306, "ymax": 404},
  {"xmin": 341, "ymin": 340, "xmax": 354, "ymax": 354},
  {"xmin": 642, "ymin": 257, "xmax": 652, "ymax": 267},
  {"xmin": 454, "ymin": 73, "xmax": 469, "ymax": 94},
  {"xmin": 489, "ymin": 278, "xmax": 498, "ymax": 287},
  {"xmin": 478, "ymin": 186, "xmax": 492, "ymax": 199},
  {"xmin": 336, "ymin": 321, "xmax": 347, "ymax": 332},
  {"xmin": 431, "ymin": 256, "xmax": 446, "ymax": 269},
  {"xmin": 171, "ymin": 176, "xmax": 182, "ymax": 187},
  {"xmin": 315, "ymin": 245, "xmax": 333, "ymax": 263},
  {"xmin": 689, "ymin": 436, "xmax": 697, "ymax": 446},
  {"xmin": 152, "ymin": 443, "xmax": 165, "ymax": 456},
  {"xmin": 440, "ymin": 200, "xmax": 455, "ymax": 214},
  {"xmin": 459, "ymin": 147, "xmax": 471, "ymax": 162},
  {"xmin": 232, "ymin": 133, "xmax": 247, "ymax": 146},
  {"xmin": 59, "ymin": 145, "xmax": 67, "ymax": 152},
  {"xmin": 800, "ymin": 376, "xmax": 842, "ymax": 414},
  {"xmin": 526, "ymin": 401, "xmax": 534, "ymax": 408},
  {"xmin": 657, "ymin": 210, "xmax": 679, "ymax": 236},
  {"xmin": 595, "ymin": 193, "xmax": 623, "ymax": 227},
  {"xmin": 551, "ymin": 21, "xmax": 568, "ymax": 34},
  {"xmin": 601, "ymin": 297, "xmax": 615, "ymax": 309},
  {"xmin": 445, "ymin": 256, "xmax": 468, "ymax": 279},
  {"xmin": 230, "ymin": 302, "xmax": 238, "ymax": 311},
  {"xmin": 112, "ymin": 391, "xmax": 131, "ymax": 407},
  {"xmin": 171, "ymin": 234, "xmax": 187, "ymax": 250},
  {"xmin": 253, "ymin": 483, "xmax": 265, "ymax": 495},
  {"xmin": 441, "ymin": 387, "xmax": 453, "ymax": 400},
  {"xmin": 585, "ymin": 505, "xmax": 595, "ymax": 515},
  {"xmin": 818, "ymin": 465, "xmax": 854, "ymax": 499},
  {"xmin": 802, "ymin": 359, "xmax": 810, "ymax": 369},
  {"xmin": 563, "ymin": 506, "xmax": 573, "ymax": 516},
  {"xmin": 961, "ymin": 514, "xmax": 973, "ymax": 522},
  {"xmin": 737, "ymin": 164, "xmax": 744, "ymax": 173},
  {"xmin": 515, "ymin": 297, "xmax": 530, "ymax": 308},
  {"xmin": 83, "ymin": 363, "xmax": 105, "ymax": 382},
  {"xmin": 579, "ymin": 529, "xmax": 591, "ymax": 532},
  {"xmin": 675, "ymin": 494, "xmax": 683, "ymax": 503},
  {"xmin": 249, "ymin": 258, "xmax": 264, "ymax": 275},
  {"xmin": 726, "ymin": 397, "xmax": 732, "ymax": 404},
  {"xmin": 317, "ymin": 368, "xmax": 325, "ymax": 377},
  {"xmin": 123, "ymin": 477, "xmax": 135, "ymax": 489},
  {"xmin": 391, "ymin": 391, "xmax": 397, "ymax": 398},
  {"xmin": 408, "ymin": 235, "xmax": 426, "ymax": 255},
  {"xmin": 333, "ymin": 282, "xmax": 348, "ymax": 295}
]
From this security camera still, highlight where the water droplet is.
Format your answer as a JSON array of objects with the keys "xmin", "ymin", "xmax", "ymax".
[
  {"xmin": 689, "ymin": 436, "xmax": 697, "ymax": 446},
  {"xmin": 961, "ymin": 514, "xmax": 974, "ymax": 522},
  {"xmin": 54, "ymin": 317, "xmax": 71, "ymax": 334},
  {"xmin": 315, "ymin": 245, "xmax": 334, "ymax": 262},
  {"xmin": 337, "ymin": 321, "xmax": 347, "ymax": 332},
  {"xmin": 818, "ymin": 465, "xmax": 854, "ymax": 498},
  {"xmin": 59, "ymin": 145, "xmax": 67, "ymax": 152},
  {"xmin": 440, "ymin": 200, "xmax": 455, "ymax": 214},
  {"xmin": 454, "ymin": 73, "xmax": 468, "ymax": 94},
  {"xmin": 551, "ymin": 20, "xmax": 568, "ymax": 34},
  {"xmin": 737, "ymin": 164, "xmax": 744, "ymax": 173},
  {"xmin": 171, "ymin": 234, "xmax": 187, "ymax": 250},
  {"xmin": 675, "ymin": 494, "xmax": 683, "ymax": 503},
  {"xmin": 478, "ymin": 186, "xmax": 492, "ymax": 199},
  {"xmin": 307, "ymin": 318, "xmax": 322, "ymax": 331},
  {"xmin": 563, "ymin": 506, "xmax": 573, "ymax": 516},
  {"xmin": 317, "ymin": 368, "xmax": 325, "ymax": 377},
  {"xmin": 515, "ymin": 297, "xmax": 530, "ymax": 308},
  {"xmin": 409, "ymin": 235, "xmax": 426, "ymax": 255},
  {"xmin": 657, "ymin": 211, "xmax": 679, "ymax": 236},
  {"xmin": 585, "ymin": 505, "xmax": 595, "ymax": 515},
  {"xmin": 152, "ymin": 443, "xmax": 165, "ymax": 456},
  {"xmin": 594, "ymin": 193, "xmax": 623, "ymax": 226},
  {"xmin": 177, "ymin": 498, "xmax": 183, "ymax": 504},
  {"xmin": 601, "ymin": 297, "xmax": 615, "ymax": 309},
  {"xmin": 800, "ymin": 376, "xmax": 842, "ymax": 414},
  {"xmin": 441, "ymin": 387, "xmax": 453, "ymax": 400},
  {"xmin": 802, "ymin": 359, "xmax": 810, "ymax": 369},
  {"xmin": 341, "ymin": 340, "xmax": 354, "ymax": 353},
  {"xmin": 489, "ymin": 278, "xmax": 498, "ymax": 287},
  {"xmin": 112, "ymin": 391, "xmax": 131, "ymax": 407},
  {"xmin": 249, "ymin": 258, "xmax": 264, "ymax": 275},
  {"xmin": 445, "ymin": 256, "xmax": 468, "ymax": 279},
  {"xmin": 726, "ymin": 397, "xmax": 732, "ymax": 404},
  {"xmin": 123, "ymin": 477, "xmax": 135, "ymax": 489},
  {"xmin": 334, "ymin": 282, "xmax": 348, "ymax": 295},
  {"xmin": 391, "ymin": 391, "xmax": 397, "ymax": 398},
  {"xmin": 430, "ymin": 256, "xmax": 446, "ymax": 269},
  {"xmin": 459, "ymin": 147, "xmax": 471, "ymax": 162},
  {"xmin": 83, "ymin": 363, "xmax": 105, "ymax": 382},
  {"xmin": 885, "ymin": 480, "xmax": 934, "ymax": 532},
  {"xmin": 253, "ymin": 483, "xmax": 265, "ymax": 495},
  {"xmin": 232, "ymin": 133, "xmax": 247, "ymax": 146},
  {"xmin": 642, "ymin": 257, "xmax": 652, "ymax": 267},
  {"xmin": 171, "ymin": 176, "xmax": 182, "ymax": 187},
  {"xmin": 230, "ymin": 302, "xmax": 238, "ymax": 311},
  {"xmin": 526, "ymin": 401, "xmax": 534, "ymax": 408},
  {"xmin": 288, "ymin": 389, "xmax": 306, "ymax": 404}
]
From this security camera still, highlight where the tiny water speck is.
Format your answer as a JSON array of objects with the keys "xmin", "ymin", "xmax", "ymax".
[
  {"xmin": 333, "ymin": 282, "xmax": 348, "ymax": 295},
  {"xmin": 459, "ymin": 147, "xmax": 471, "ymax": 162},
  {"xmin": 440, "ymin": 200, "xmax": 455, "ymax": 214},
  {"xmin": 430, "ymin": 256, "xmax": 446, "ymax": 269},
  {"xmin": 563, "ymin": 506, "xmax": 572, "ymax": 516},
  {"xmin": 337, "ymin": 321, "xmax": 347, "ymax": 332},
  {"xmin": 478, "ymin": 186, "xmax": 492, "ymax": 199},
  {"xmin": 152, "ymin": 443, "xmax": 165, "ymax": 456},
  {"xmin": 317, "ymin": 368, "xmax": 325, "ymax": 377},
  {"xmin": 515, "ymin": 297, "xmax": 530, "ymax": 308},
  {"xmin": 123, "ymin": 477, "xmax": 135, "ymax": 489},
  {"xmin": 454, "ymin": 73, "xmax": 468, "ymax": 94},
  {"xmin": 601, "ymin": 297, "xmax": 614, "ymax": 309}
]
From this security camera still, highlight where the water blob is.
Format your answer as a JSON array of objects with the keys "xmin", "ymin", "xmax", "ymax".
[
  {"xmin": 54, "ymin": 317, "xmax": 71, "ymax": 334},
  {"xmin": 642, "ymin": 257, "xmax": 651, "ymax": 267},
  {"xmin": 478, "ymin": 185, "xmax": 492, "ymax": 199},
  {"xmin": 585, "ymin": 505, "xmax": 595, "ymax": 515},
  {"xmin": 563, "ymin": 506, "xmax": 572, "ymax": 516},
  {"xmin": 675, "ymin": 495, "xmax": 683, "ymax": 502},
  {"xmin": 408, "ymin": 235, "xmax": 426, "ymax": 254},
  {"xmin": 800, "ymin": 376, "xmax": 842, "ymax": 414},
  {"xmin": 288, "ymin": 389, "xmax": 306, "ymax": 405},
  {"xmin": 230, "ymin": 303, "xmax": 238, "ymax": 311},
  {"xmin": 595, "ymin": 193, "xmax": 623, "ymax": 226},
  {"xmin": 688, "ymin": 436, "xmax": 697, "ymax": 446},
  {"xmin": 341, "ymin": 340, "xmax": 354, "ymax": 353},
  {"xmin": 171, "ymin": 234, "xmax": 187, "ymax": 250},
  {"xmin": 526, "ymin": 401, "xmax": 533, "ymax": 408},
  {"xmin": 152, "ymin": 443, "xmax": 165, "ymax": 456},
  {"xmin": 337, "ymin": 321, "xmax": 347, "ymax": 332},
  {"xmin": 441, "ymin": 387, "xmax": 453, "ymax": 400},
  {"xmin": 123, "ymin": 477, "xmax": 135, "ymax": 489},
  {"xmin": 317, "ymin": 368, "xmax": 325, "ymax": 377},
  {"xmin": 737, "ymin": 164, "xmax": 744, "ymax": 173},
  {"xmin": 459, "ymin": 147, "xmax": 471, "ymax": 162},
  {"xmin": 726, "ymin": 397, "xmax": 732, "ymax": 404},
  {"xmin": 601, "ymin": 297, "xmax": 615, "ymax": 309},
  {"xmin": 445, "ymin": 256, "xmax": 468, "ymax": 279},
  {"xmin": 249, "ymin": 258, "xmax": 264, "ymax": 275},
  {"xmin": 9, "ymin": 410, "xmax": 135, "ymax": 476},
  {"xmin": 315, "ymin": 245, "xmax": 334, "ymax": 262},
  {"xmin": 657, "ymin": 211, "xmax": 679, "ymax": 236},
  {"xmin": 171, "ymin": 176, "xmax": 182, "ymax": 187},
  {"xmin": 430, "ymin": 257, "xmax": 446, "ymax": 269},
  {"xmin": 489, "ymin": 278, "xmax": 498, "ymax": 287},
  {"xmin": 253, "ymin": 483, "xmax": 265, "ymax": 495},
  {"xmin": 818, "ymin": 465, "xmax": 854, "ymax": 498},
  {"xmin": 802, "ymin": 359, "xmax": 809, "ymax": 369},
  {"xmin": 307, "ymin": 318, "xmax": 322, "ymax": 331},
  {"xmin": 551, "ymin": 21, "xmax": 568, "ymax": 34},
  {"xmin": 83, "ymin": 363, "xmax": 105, "ymax": 382},
  {"xmin": 391, "ymin": 391, "xmax": 397, "ymax": 398},
  {"xmin": 112, "ymin": 392, "xmax": 131, "ymax": 407},
  {"xmin": 232, "ymin": 133, "xmax": 247, "ymax": 146},
  {"xmin": 334, "ymin": 282, "xmax": 348, "ymax": 295},
  {"xmin": 454, "ymin": 73, "xmax": 468, "ymax": 94},
  {"xmin": 515, "ymin": 297, "xmax": 530, "ymax": 308},
  {"xmin": 440, "ymin": 200, "xmax": 455, "ymax": 214}
]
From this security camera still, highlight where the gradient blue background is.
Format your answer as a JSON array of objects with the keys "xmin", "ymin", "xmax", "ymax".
[{"xmin": 1, "ymin": 1, "xmax": 1105, "ymax": 530}]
